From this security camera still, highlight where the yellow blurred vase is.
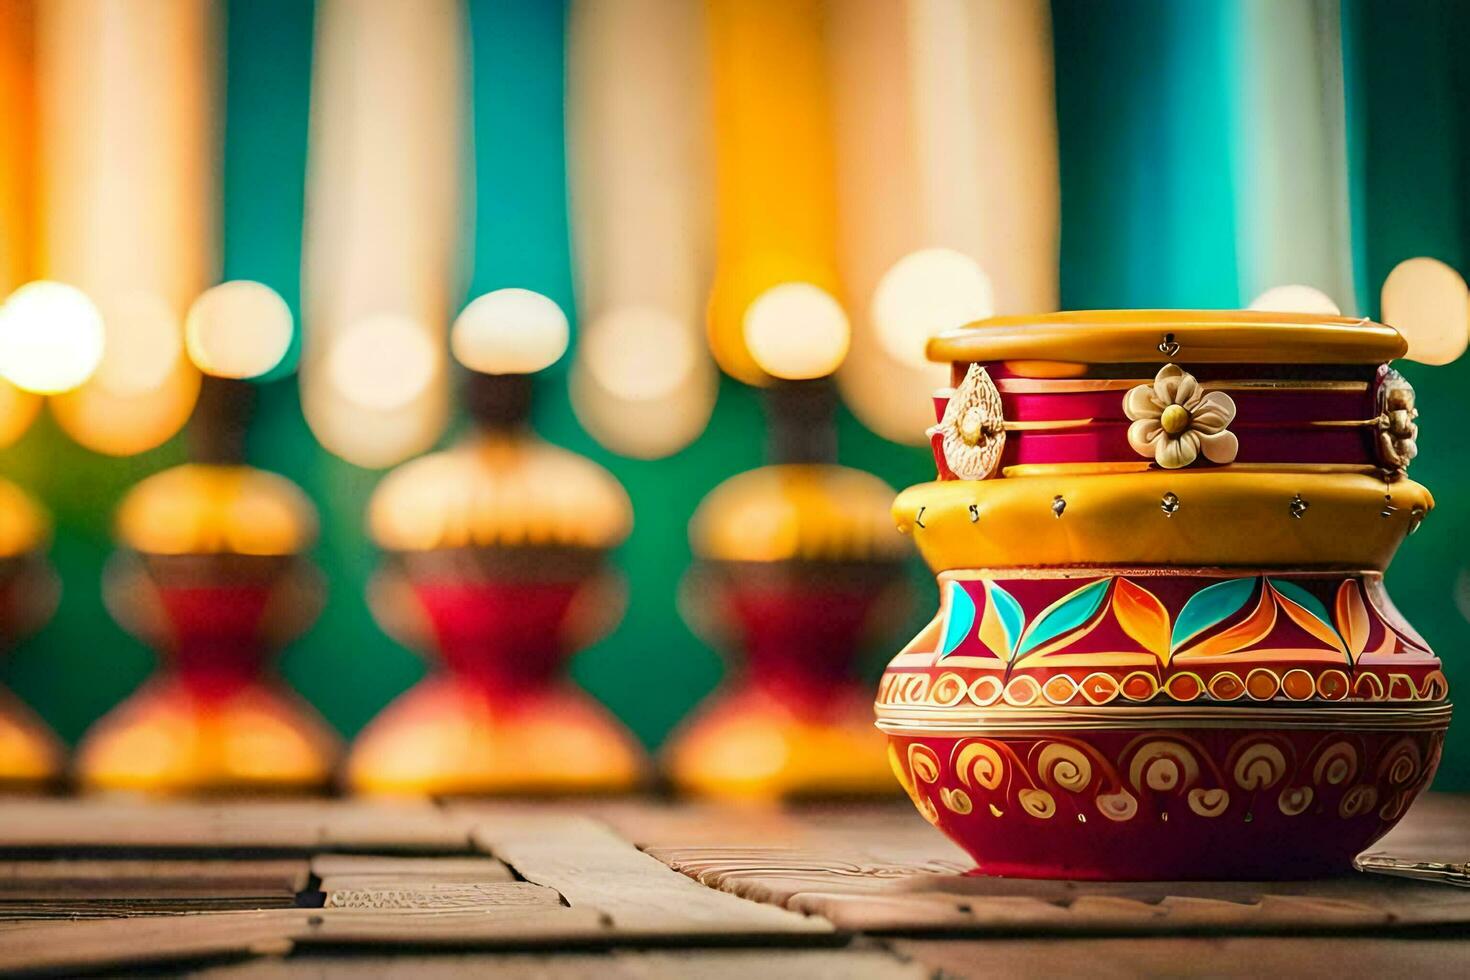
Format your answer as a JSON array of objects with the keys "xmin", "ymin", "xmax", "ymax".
[
  {"xmin": 665, "ymin": 453, "xmax": 912, "ymax": 801},
  {"xmin": 76, "ymin": 462, "xmax": 339, "ymax": 794},
  {"xmin": 347, "ymin": 375, "xmax": 647, "ymax": 796}
]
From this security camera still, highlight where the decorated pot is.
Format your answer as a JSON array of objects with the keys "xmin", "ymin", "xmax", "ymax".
[
  {"xmin": 878, "ymin": 310, "xmax": 1448, "ymax": 879},
  {"xmin": 346, "ymin": 429, "xmax": 648, "ymax": 796},
  {"xmin": 78, "ymin": 464, "xmax": 339, "ymax": 793}
]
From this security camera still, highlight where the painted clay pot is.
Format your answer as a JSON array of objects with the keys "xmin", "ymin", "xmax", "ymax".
[
  {"xmin": 0, "ymin": 478, "xmax": 63, "ymax": 788},
  {"xmin": 77, "ymin": 465, "xmax": 339, "ymax": 793},
  {"xmin": 346, "ymin": 430, "xmax": 647, "ymax": 796},
  {"xmin": 877, "ymin": 311, "xmax": 1449, "ymax": 879},
  {"xmin": 666, "ymin": 464, "xmax": 911, "ymax": 800}
]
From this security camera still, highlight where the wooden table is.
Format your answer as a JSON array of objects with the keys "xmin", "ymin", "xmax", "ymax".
[{"xmin": 2, "ymin": 793, "xmax": 1470, "ymax": 977}]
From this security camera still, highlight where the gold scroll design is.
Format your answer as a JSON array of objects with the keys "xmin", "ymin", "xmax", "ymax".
[
  {"xmin": 893, "ymin": 731, "xmax": 1439, "ymax": 826},
  {"xmin": 875, "ymin": 664, "xmax": 1449, "ymax": 709}
]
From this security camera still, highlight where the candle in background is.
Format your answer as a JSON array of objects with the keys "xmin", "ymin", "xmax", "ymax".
[
  {"xmin": 1235, "ymin": 0, "xmax": 1355, "ymax": 313},
  {"xmin": 37, "ymin": 0, "xmax": 214, "ymax": 456},
  {"xmin": 831, "ymin": 0, "xmax": 1058, "ymax": 443},
  {"xmin": 300, "ymin": 0, "xmax": 466, "ymax": 469},
  {"xmin": 0, "ymin": 0, "xmax": 41, "ymax": 446},
  {"xmin": 705, "ymin": 0, "xmax": 847, "ymax": 386},
  {"xmin": 567, "ymin": 0, "xmax": 718, "ymax": 459}
]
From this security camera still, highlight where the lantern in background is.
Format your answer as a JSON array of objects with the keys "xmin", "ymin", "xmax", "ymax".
[
  {"xmin": 346, "ymin": 303, "xmax": 646, "ymax": 796},
  {"xmin": 659, "ymin": 0, "xmax": 914, "ymax": 800},
  {"xmin": 666, "ymin": 380, "xmax": 912, "ymax": 799},
  {"xmin": 0, "ymin": 478, "xmax": 61, "ymax": 788},
  {"xmin": 76, "ymin": 288, "xmax": 338, "ymax": 794}
]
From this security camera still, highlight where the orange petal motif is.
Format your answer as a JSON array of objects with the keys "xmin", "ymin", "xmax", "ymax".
[
  {"xmin": 1174, "ymin": 584, "xmax": 1276, "ymax": 659},
  {"xmin": 1271, "ymin": 582, "xmax": 1348, "ymax": 657},
  {"xmin": 1112, "ymin": 578, "xmax": 1170, "ymax": 663},
  {"xmin": 1334, "ymin": 580, "xmax": 1371, "ymax": 660}
]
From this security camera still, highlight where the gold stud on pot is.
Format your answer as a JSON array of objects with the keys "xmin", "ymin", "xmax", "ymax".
[
  {"xmin": 1289, "ymin": 494, "xmax": 1309, "ymax": 519},
  {"xmin": 1161, "ymin": 491, "xmax": 1180, "ymax": 517},
  {"xmin": 1052, "ymin": 495, "xmax": 1066, "ymax": 518}
]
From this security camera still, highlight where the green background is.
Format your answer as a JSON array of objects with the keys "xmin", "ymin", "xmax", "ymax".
[{"xmin": 4, "ymin": 0, "xmax": 1470, "ymax": 787}]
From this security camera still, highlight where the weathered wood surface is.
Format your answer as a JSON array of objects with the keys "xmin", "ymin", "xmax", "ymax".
[
  {"xmin": 185, "ymin": 948, "xmax": 930, "ymax": 980},
  {"xmin": 468, "ymin": 811, "xmax": 832, "ymax": 938},
  {"xmin": 0, "ymin": 794, "xmax": 1468, "ymax": 976},
  {"xmin": 0, "ymin": 798, "xmax": 472, "ymax": 852},
  {"xmin": 890, "ymin": 936, "xmax": 1470, "ymax": 980},
  {"xmin": 639, "ymin": 791, "xmax": 1470, "ymax": 936}
]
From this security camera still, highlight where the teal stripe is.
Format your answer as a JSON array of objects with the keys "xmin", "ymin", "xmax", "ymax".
[
  {"xmin": 1232, "ymin": 0, "xmax": 1355, "ymax": 312},
  {"xmin": 1342, "ymin": 0, "xmax": 1470, "ymax": 789},
  {"xmin": 464, "ymin": 0, "xmax": 576, "ymax": 360},
  {"xmin": 221, "ymin": 0, "xmax": 314, "ymax": 379},
  {"xmin": 1053, "ymin": 0, "xmax": 1241, "ymax": 308}
]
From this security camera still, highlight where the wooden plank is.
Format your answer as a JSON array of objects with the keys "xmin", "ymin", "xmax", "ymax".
[
  {"xmin": 0, "ymin": 799, "xmax": 472, "ymax": 852},
  {"xmin": 647, "ymin": 810, "xmax": 1470, "ymax": 936},
  {"xmin": 0, "ymin": 910, "xmax": 300, "ymax": 975},
  {"xmin": 892, "ymin": 936, "xmax": 1470, "ymax": 980},
  {"xmin": 310, "ymin": 854, "xmax": 514, "ymax": 881},
  {"xmin": 470, "ymin": 813, "xmax": 833, "ymax": 938},
  {"xmin": 0, "ymin": 858, "xmax": 309, "ymax": 898},
  {"xmin": 184, "ymin": 948, "xmax": 929, "ymax": 979},
  {"xmin": 323, "ymin": 882, "xmax": 563, "ymax": 911},
  {"xmin": 0, "ymin": 907, "xmax": 608, "ymax": 974}
]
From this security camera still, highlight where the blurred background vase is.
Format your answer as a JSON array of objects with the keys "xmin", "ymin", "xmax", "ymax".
[
  {"xmin": 75, "ymin": 380, "xmax": 338, "ymax": 794},
  {"xmin": 346, "ymin": 367, "xmax": 647, "ymax": 796},
  {"xmin": 664, "ymin": 381, "xmax": 911, "ymax": 800},
  {"xmin": 0, "ymin": 478, "xmax": 62, "ymax": 789}
]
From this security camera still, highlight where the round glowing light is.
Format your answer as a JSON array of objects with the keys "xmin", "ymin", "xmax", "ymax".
[
  {"xmin": 326, "ymin": 314, "xmax": 438, "ymax": 411},
  {"xmin": 0, "ymin": 281, "xmax": 105, "ymax": 394},
  {"xmin": 1381, "ymin": 257, "xmax": 1470, "ymax": 366},
  {"xmin": 91, "ymin": 292, "xmax": 182, "ymax": 396},
  {"xmin": 743, "ymin": 282, "xmax": 850, "ymax": 380},
  {"xmin": 872, "ymin": 249, "xmax": 994, "ymax": 369},
  {"xmin": 582, "ymin": 307, "xmax": 696, "ymax": 402},
  {"xmin": 1247, "ymin": 284, "xmax": 1341, "ymax": 316},
  {"xmin": 186, "ymin": 281, "xmax": 294, "ymax": 379},
  {"xmin": 451, "ymin": 288, "xmax": 569, "ymax": 375}
]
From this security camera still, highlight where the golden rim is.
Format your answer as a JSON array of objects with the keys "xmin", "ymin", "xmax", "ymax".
[
  {"xmin": 895, "ymin": 471, "xmax": 1431, "ymax": 573},
  {"xmin": 874, "ymin": 702, "xmax": 1453, "ymax": 734},
  {"xmin": 928, "ymin": 310, "xmax": 1406, "ymax": 366}
]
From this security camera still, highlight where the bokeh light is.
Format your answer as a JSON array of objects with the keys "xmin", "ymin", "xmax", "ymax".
[
  {"xmin": 326, "ymin": 313, "xmax": 438, "ymax": 411},
  {"xmin": 186, "ymin": 281, "xmax": 294, "ymax": 380},
  {"xmin": 582, "ymin": 307, "xmax": 696, "ymax": 402},
  {"xmin": 1247, "ymin": 284, "xmax": 1341, "ymax": 316},
  {"xmin": 451, "ymin": 288, "xmax": 569, "ymax": 375},
  {"xmin": 91, "ymin": 292, "xmax": 182, "ymax": 396},
  {"xmin": 743, "ymin": 282, "xmax": 850, "ymax": 381},
  {"xmin": 1381, "ymin": 257, "xmax": 1470, "ymax": 366},
  {"xmin": 0, "ymin": 281, "xmax": 105, "ymax": 394},
  {"xmin": 872, "ymin": 249, "xmax": 995, "ymax": 369}
]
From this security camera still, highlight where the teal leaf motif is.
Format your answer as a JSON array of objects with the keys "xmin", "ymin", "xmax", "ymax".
[
  {"xmin": 983, "ymin": 580, "xmax": 1026, "ymax": 659},
  {"xmin": 1170, "ymin": 577, "xmax": 1258, "ymax": 654},
  {"xmin": 938, "ymin": 581, "xmax": 977, "ymax": 657},
  {"xmin": 1014, "ymin": 578, "xmax": 1112, "ymax": 659}
]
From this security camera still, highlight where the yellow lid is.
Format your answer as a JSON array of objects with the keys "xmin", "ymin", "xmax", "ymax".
[
  {"xmin": 0, "ymin": 478, "xmax": 48, "ymax": 559},
  {"xmin": 369, "ymin": 432, "xmax": 632, "ymax": 552},
  {"xmin": 691, "ymin": 463, "xmax": 909, "ymax": 563},
  {"xmin": 115, "ymin": 464, "xmax": 318, "ymax": 556},
  {"xmin": 928, "ymin": 310, "xmax": 1407, "ymax": 366}
]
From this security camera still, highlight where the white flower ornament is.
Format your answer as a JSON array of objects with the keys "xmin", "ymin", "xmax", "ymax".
[
  {"xmin": 928, "ymin": 363, "xmax": 1006, "ymax": 480},
  {"xmin": 1124, "ymin": 364, "xmax": 1238, "ymax": 469}
]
